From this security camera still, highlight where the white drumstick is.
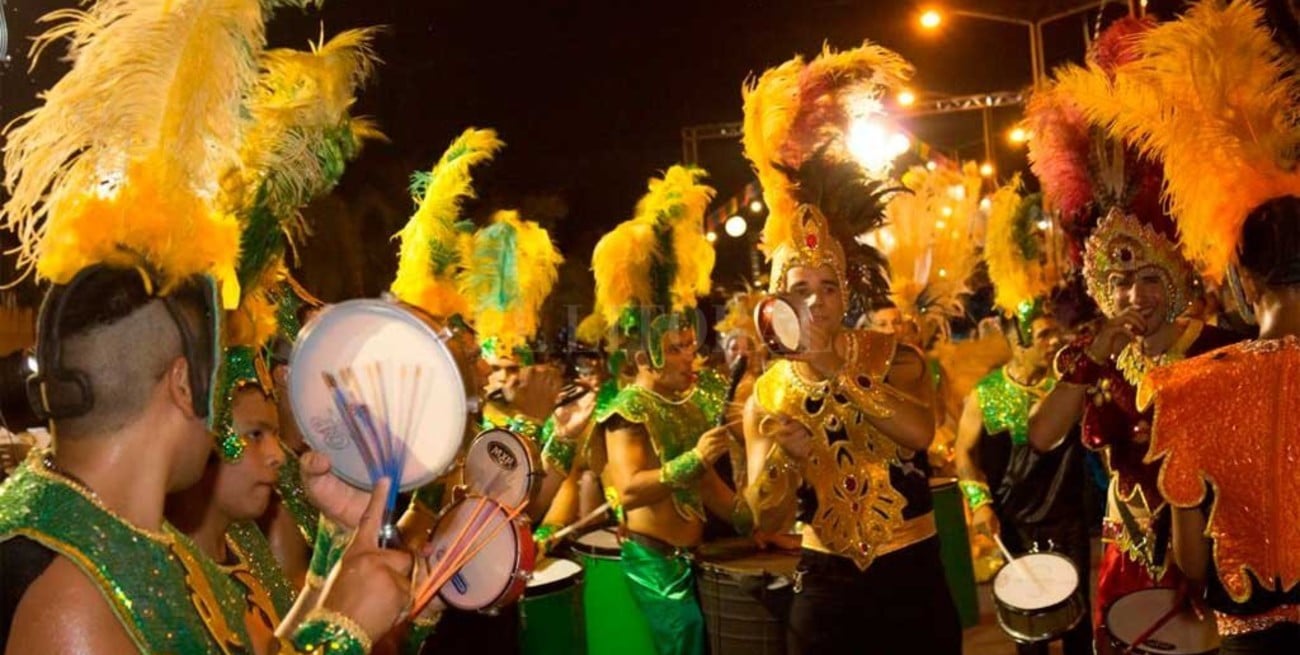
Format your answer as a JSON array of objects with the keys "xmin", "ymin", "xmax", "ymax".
[
  {"xmin": 544, "ymin": 502, "xmax": 612, "ymax": 544},
  {"xmin": 994, "ymin": 534, "xmax": 1047, "ymax": 593}
]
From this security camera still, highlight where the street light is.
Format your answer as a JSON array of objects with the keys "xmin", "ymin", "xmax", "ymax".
[
  {"xmin": 917, "ymin": 7, "xmax": 1041, "ymax": 86},
  {"xmin": 979, "ymin": 162, "xmax": 995, "ymax": 177},
  {"xmin": 919, "ymin": 9, "xmax": 942, "ymax": 29},
  {"xmin": 725, "ymin": 215, "xmax": 748, "ymax": 238},
  {"xmin": 1007, "ymin": 126, "xmax": 1030, "ymax": 145},
  {"xmin": 706, "ymin": 231, "xmax": 718, "ymax": 243},
  {"xmin": 748, "ymin": 199, "xmax": 764, "ymax": 214},
  {"xmin": 897, "ymin": 89, "xmax": 917, "ymax": 107}
]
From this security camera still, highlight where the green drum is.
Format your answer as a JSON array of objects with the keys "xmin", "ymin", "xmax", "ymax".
[
  {"xmin": 520, "ymin": 557, "xmax": 586, "ymax": 655},
  {"xmin": 931, "ymin": 477, "xmax": 980, "ymax": 628},
  {"xmin": 570, "ymin": 529, "xmax": 657, "ymax": 655}
]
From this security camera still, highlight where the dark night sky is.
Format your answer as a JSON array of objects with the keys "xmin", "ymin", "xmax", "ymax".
[{"xmin": 0, "ymin": 0, "xmax": 1184, "ymax": 305}]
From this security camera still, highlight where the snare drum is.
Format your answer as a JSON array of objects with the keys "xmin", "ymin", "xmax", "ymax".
[
  {"xmin": 930, "ymin": 477, "xmax": 980, "ymax": 628},
  {"xmin": 1105, "ymin": 589, "xmax": 1219, "ymax": 655},
  {"xmin": 429, "ymin": 495, "xmax": 536, "ymax": 612},
  {"xmin": 290, "ymin": 299, "xmax": 467, "ymax": 491},
  {"xmin": 695, "ymin": 539, "xmax": 798, "ymax": 655},
  {"xmin": 519, "ymin": 558, "xmax": 586, "ymax": 655},
  {"xmin": 570, "ymin": 529, "xmax": 656, "ymax": 655},
  {"xmin": 993, "ymin": 551, "xmax": 1086, "ymax": 643},
  {"xmin": 754, "ymin": 295, "xmax": 808, "ymax": 356},
  {"xmin": 463, "ymin": 427, "xmax": 542, "ymax": 508}
]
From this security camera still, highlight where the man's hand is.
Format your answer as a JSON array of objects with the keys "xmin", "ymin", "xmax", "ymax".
[
  {"xmin": 514, "ymin": 365, "xmax": 565, "ymax": 422},
  {"xmin": 553, "ymin": 391, "xmax": 597, "ymax": 441},
  {"xmin": 971, "ymin": 505, "xmax": 1000, "ymax": 539},
  {"xmin": 695, "ymin": 425, "xmax": 733, "ymax": 464},
  {"xmin": 301, "ymin": 451, "xmax": 370, "ymax": 530},
  {"xmin": 1087, "ymin": 307, "xmax": 1148, "ymax": 363},
  {"xmin": 763, "ymin": 416, "xmax": 814, "ymax": 462},
  {"xmin": 319, "ymin": 478, "xmax": 415, "ymax": 643}
]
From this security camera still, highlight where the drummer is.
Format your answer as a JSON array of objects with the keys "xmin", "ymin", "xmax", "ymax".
[
  {"xmin": 738, "ymin": 43, "xmax": 960, "ymax": 655},
  {"xmin": 1023, "ymin": 18, "xmax": 1242, "ymax": 651},
  {"xmin": 586, "ymin": 165, "xmax": 738, "ymax": 655}
]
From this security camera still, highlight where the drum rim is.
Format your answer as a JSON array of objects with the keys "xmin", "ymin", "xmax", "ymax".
[
  {"xmin": 431, "ymin": 495, "xmax": 529, "ymax": 611},
  {"xmin": 754, "ymin": 295, "xmax": 805, "ymax": 355},
  {"xmin": 463, "ymin": 427, "xmax": 542, "ymax": 505},
  {"xmin": 524, "ymin": 559, "xmax": 585, "ymax": 599},
  {"xmin": 992, "ymin": 550, "xmax": 1081, "ymax": 611},
  {"xmin": 994, "ymin": 595, "xmax": 1085, "ymax": 644},
  {"xmin": 289, "ymin": 298, "xmax": 467, "ymax": 491},
  {"xmin": 1102, "ymin": 587, "xmax": 1218, "ymax": 655},
  {"xmin": 569, "ymin": 527, "xmax": 622, "ymax": 558}
]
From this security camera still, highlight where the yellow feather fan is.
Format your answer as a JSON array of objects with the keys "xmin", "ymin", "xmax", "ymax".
[
  {"xmin": 1054, "ymin": 0, "xmax": 1300, "ymax": 281},
  {"xmin": 460, "ymin": 210, "xmax": 565, "ymax": 354},
  {"xmin": 875, "ymin": 162, "xmax": 985, "ymax": 341},
  {"xmin": 742, "ymin": 41, "xmax": 914, "ymax": 260},
  {"xmin": 985, "ymin": 176, "xmax": 1067, "ymax": 316},
  {"xmin": 391, "ymin": 128, "xmax": 504, "ymax": 319},
  {"xmin": 2, "ymin": 0, "xmax": 277, "ymax": 307},
  {"xmin": 591, "ymin": 165, "xmax": 716, "ymax": 332}
]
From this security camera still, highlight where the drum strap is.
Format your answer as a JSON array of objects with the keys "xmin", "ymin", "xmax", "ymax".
[{"xmin": 1111, "ymin": 484, "xmax": 1169, "ymax": 573}]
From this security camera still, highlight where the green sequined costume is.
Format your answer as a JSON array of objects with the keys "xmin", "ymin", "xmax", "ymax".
[
  {"xmin": 0, "ymin": 453, "xmax": 251, "ymax": 654},
  {"xmin": 226, "ymin": 520, "xmax": 297, "ymax": 622},
  {"xmin": 974, "ymin": 367, "xmax": 1056, "ymax": 446},
  {"xmin": 276, "ymin": 442, "xmax": 319, "ymax": 543},
  {"xmin": 594, "ymin": 370, "xmax": 725, "ymax": 655}
]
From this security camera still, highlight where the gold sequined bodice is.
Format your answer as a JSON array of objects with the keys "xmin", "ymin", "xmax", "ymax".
[{"xmin": 754, "ymin": 329, "xmax": 910, "ymax": 570}]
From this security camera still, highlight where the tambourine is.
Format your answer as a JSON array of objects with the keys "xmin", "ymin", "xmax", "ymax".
[
  {"xmin": 288, "ymin": 299, "xmax": 468, "ymax": 492},
  {"xmin": 462, "ymin": 427, "xmax": 542, "ymax": 509},
  {"xmin": 753, "ymin": 295, "xmax": 810, "ymax": 356}
]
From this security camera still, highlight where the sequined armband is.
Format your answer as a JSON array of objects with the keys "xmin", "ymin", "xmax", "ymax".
[
  {"xmin": 1054, "ymin": 346, "xmax": 1104, "ymax": 386},
  {"xmin": 542, "ymin": 437, "xmax": 576, "ymax": 473},
  {"xmin": 505, "ymin": 415, "xmax": 542, "ymax": 442},
  {"xmin": 959, "ymin": 479, "xmax": 993, "ymax": 511},
  {"xmin": 659, "ymin": 449, "xmax": 706, "ymax": 489},
  {"xmin": 604, "ymin": 486, "xmax": 626, "ymax": 524},
  {"xmin": 292, "ymin": 608, "xmax": 372, "ymax": 655},
  {"xmin": 402, "ymin": 613, "xmax": 442, "ymax": 655}
]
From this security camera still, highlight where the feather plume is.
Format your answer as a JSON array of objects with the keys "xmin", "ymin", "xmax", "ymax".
[
  {"xmin": 1025, "ymin": 83, "xmax": 1096, "ymax": 226},
  {"xmin": 877, "ymin": 162, "xmax": 985, "ymax": 340},
  {"xmin": 3, "ymin": 0, "xmax": 274, "ymax": 307},
  {"xmin": 460, "ymin": 210, "xmax": 564, "ymax": 353},
  {"xmin": 742, "ymin": 41, "xmax": 914, "ymax": 260},
  {"xmin": 984, "ymin": 178, "xmax": 1066, "ymax": 315},
  {"xmin": 391, "ymin": 128, "xmax": 503, "ymax": 318},
  {"xmin": 1055, "ymin": 0, "xmax": 1300, "ymax": 280}
]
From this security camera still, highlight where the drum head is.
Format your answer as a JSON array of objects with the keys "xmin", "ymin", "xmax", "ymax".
[
  {"xmin": 464, "ymin": 428, "xmax": 538, "ymax": 508},
  {"xmin": 698, "ymin": 549, "xmax": 800, "ymax": 578},
  {"xmin": 290, "ymin": 299, "xmax": 467, "ymax": 491},
  {"xmin": 430, "ymin": 497, "xmax": 526, "ymax": 611},
  {"xmin": 572, "ymin": 528, "xmax": 621, "ymax": 557},
  {"xmin": 755, "ymin": 296, "xmax": 804, "ymax": 355},
  {"xmin": 1106, "ymin": 589, "xmax": 1220, "ymax": 655},
  {"xmin": 526, "ymin": 557, "xmax": 583, "ymax": 597},
  {"xmin": 993, "ymin": 552, "xmax": 1079, "ymax": 611}
]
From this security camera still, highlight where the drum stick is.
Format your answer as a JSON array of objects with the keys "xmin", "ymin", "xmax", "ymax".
[
  {"xmin": 1124, "ymin": 604, "xmax": 1182, "ymax": 655},
  {"xmin": 993, "ymin": 534, "xmax": 1047, "ymax": 594},
  {"xmin": 718, "ymin": 356, "xmax": 749, "ymax": 428},
  {"xmin": 413, "ymin": 500, "xmax": 529, "ymax": 613},
  {"xmin": 545, "ymin": 502, "xmax": 612, "ymax": 544}
]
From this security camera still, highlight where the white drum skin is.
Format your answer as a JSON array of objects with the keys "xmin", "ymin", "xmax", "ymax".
[{"xmin": 430, "ymin": 495, "xmax": 535, "ymax": 612}]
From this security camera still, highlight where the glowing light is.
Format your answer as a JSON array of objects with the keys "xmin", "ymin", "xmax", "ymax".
[
  {"xmin": 847, "ymin": 118, "xmax": 911, "ymax": 176},
  {"xmin": 1035, "ymin": 219, "xmax": 1051, "ymax": 231},
  {"xmin": 920, "ymin": 9, "xmax": 943, "ymax": 29},
  {"xmin": 979, "ymin": 197, "xmax": 992, "ymax": 212},
  {"xmin": 935, "ymin": 220, "xmax": 947, "ymax": 230},
  {"xmin": 748, "ymin": 199, "xmax": 764, "ymax": 213},
  {"xmin": 1008, "ymin": 126, "xmax": 1030, "ymax": 145},
  {"xmin": 947, "ymin": 185, "xmax": 966, "ymax": 201},
  {"xmin": 926, "ymin": 161, "xmax": 938, "ymax": 171},
  {"xmin": 937, "ymin": 268, "xmax": 949, "ymax": 279},
  {"xmin": 706, "ymin": 231, "xmax": 718, "ymax": 243},
  {"xmin": 725, "ymin": 215, "xmax": 748, "ymax": 238},
  {"xmin": 897, "ymin": 89, "xmax": 916, "ymax": 107},
  {"xmin": 979, "ymin": 162, "xmax": 995, "ymax": 177},
  {"xmin": 940, "ymin": 206, "xmax": 954, "ymax": 218}
]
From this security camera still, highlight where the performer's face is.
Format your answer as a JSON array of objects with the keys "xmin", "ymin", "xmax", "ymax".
[
  {"xmin": 652, "ymin": 327, "xmax": 699, "ymax": 394},
  {"xmin": 785, "ymin": 264, "xmax": 844, "ymax": 348},
  {"xmin": 448, "ymin": 329, "xmax": 492, "ymax": 401},
  {"xmin": 1107, "ymin": 266, "xmax": 1172, "ymax": 333},
  {"xmin": 487, "ymin": 356, "xmax": 522, "ymax": 402},
  {"xmin": 216, "ymin": 387, "xmax": 285, "ymax": 520},
  {"xmin": 1020, "ymin": 317, "xmax": 1062, "ymax": 371},
  {"xmin": 723, "ymin": 334, "xmax": 754, "ymax": 370},
  {"xmin": 574, "ymin": 355, "xmax": 604, "ymax": 388}
]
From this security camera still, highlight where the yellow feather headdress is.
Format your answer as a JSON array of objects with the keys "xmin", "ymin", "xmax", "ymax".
[
  {"xmin": 1, "ymin": 0, "xmax": 287, "ymax": 307},
  {"xmin": 875, "ymin": 162, "xmax": 985, "ymax": 341},
  {"xmin": 590, "ymin": 165, "xmax": 716, "ymax": 364},
  {"xmin": 742, "ymin": 41, "xmax": 911, "ymax": 297},
  {"xmin": 984, "ymin": 176, "xmax": 1067, "ymax": 317},
  {"xmin": 391, "ymin": 128, "xmax": 504, "ymax": 319},
  {"xmin": 461, "ymin": 209, "xmax": 564, "ymax": 357},
  {"xmin": 1054, "ymin": 0, "xmax": 1300, "ymax": 281},
  {"xmin": 715, "ymin": 286, "xmax": 765, "ymax": 348}
]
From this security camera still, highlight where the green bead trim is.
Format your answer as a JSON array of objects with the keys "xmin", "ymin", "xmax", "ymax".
[
  {"xmin": 959, "ymin": 479, "xmax": 993, "ymax": 512},
  {"xmin": 659, "ymin": 449, "xmax": 705, "ymax": 489},
  {"xmin": 292, "ymin": 615, "xmax": 368, "ymax": 655}
]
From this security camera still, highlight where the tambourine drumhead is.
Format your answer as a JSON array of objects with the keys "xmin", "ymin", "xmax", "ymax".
[
  {"xmin": 430, "ymin": 496, "xmax": 530, "ymax": 611},
  {"xmin": 1106, "ymin": 589, "xmax": 1220, "ymax": 654},
  {"xmin": 993, "ymin": 552, "xmax": 1079, "ymax": 610},
  {"xmin": 463, "ymin": 428, "xmax": 539, "ymax": 508},
  {"xmin": 289, "ymin": 299, "xmax": 467, "ymax": 491},
  {"xmin": 754, "ymin": 296, "xmax": 804, "ymax": 355},
  {"xmin": 528, "ymin": 557, "xmax": 582, "ymax": 588}
]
